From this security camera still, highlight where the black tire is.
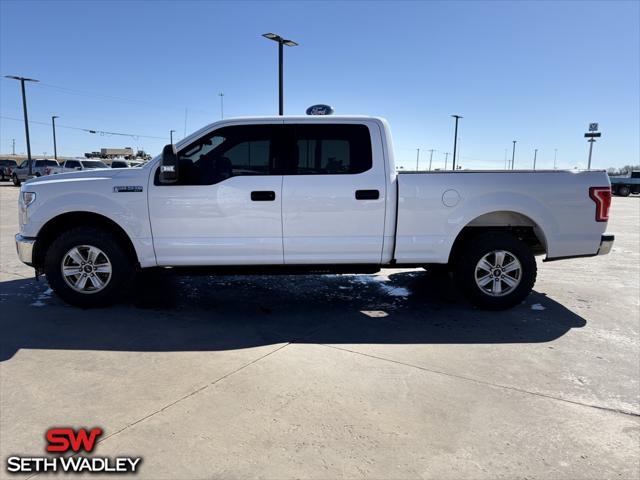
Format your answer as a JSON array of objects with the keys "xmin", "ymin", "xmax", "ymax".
[
  {"xmin": 12, "ymin": 174, "xmax": 20, "ymax": 186},
  {"xmin": 453, "ymin": 232, "xmax": 537, "ymax": 310},
  {"xmin": 617, "ymin": 185, "xmax": 631, "ymax": 197},
  {"xmin": 1, "ymin": 171, "xmax": 5, "ymax": 181},
  {"xmin": 44, "ymin": 226, "xmax": 135, "ymax": 307}
]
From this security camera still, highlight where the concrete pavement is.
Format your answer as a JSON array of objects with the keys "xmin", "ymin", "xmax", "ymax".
[{"xmin": 0, "ymin": 184, "xmax": 638, "ymax": 479}]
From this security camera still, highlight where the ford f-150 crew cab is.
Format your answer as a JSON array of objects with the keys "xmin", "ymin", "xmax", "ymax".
[{"xmin": 15, "ymin": 116, "xmax": 614, "ymax": 309}]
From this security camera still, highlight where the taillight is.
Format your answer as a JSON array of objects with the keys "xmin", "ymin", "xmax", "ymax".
[{"xmin": 589, "ymin": 186, "xmax": 611, "ymax": 222}]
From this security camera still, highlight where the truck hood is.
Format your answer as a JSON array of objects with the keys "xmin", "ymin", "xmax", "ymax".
[{"xmin": 23, "ymin": 167, "xmax": 150, "ymax": 189}]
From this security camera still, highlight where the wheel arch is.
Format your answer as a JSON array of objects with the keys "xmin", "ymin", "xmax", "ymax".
[
  {"xmin": 33, "ymin": 211, "xmax": 139, "ymax": 270},
  {"xmin": 447, "ymin": 210, "xmax": 548, "ymax": 264}
]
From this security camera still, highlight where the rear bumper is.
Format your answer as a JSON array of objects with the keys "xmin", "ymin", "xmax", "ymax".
[
  {"xmin": 597, "ymin": 233, "xmax": 615, "ymax": 256},
  {"xmin": 15, "ymin": 234, "xmax": 36, "ymax": 266}
]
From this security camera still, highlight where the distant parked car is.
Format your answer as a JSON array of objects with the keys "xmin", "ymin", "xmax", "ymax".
[
  {"xmin": 12, "ymin": 159, "xmax": 60, "ymax": 186},
  {"xmin": 0, "ymin": 159, "xmax": 18, "ymax": 181},
  {"xmin": 110, "ymin": 159, "xmax": 144, "ymax": 168},
  {"xmin": 110, "ymin": 160, "xmax": 131, "ymax": 169},
  {"xmin": 610, "ymin": 171, "xmax": 640, "ymax": 197},
  {"xmin": 52, "ymin": 159, "xmax": 109, "ymax": 174}
]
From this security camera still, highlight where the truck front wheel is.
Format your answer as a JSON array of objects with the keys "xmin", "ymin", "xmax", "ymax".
[
  {"xmin": 44, "ymin": 227, "xmax": 134, "ymax": 307},
  {"xmin": 453, "ymin": 232, "xmax": 537, "ymax": 310}
]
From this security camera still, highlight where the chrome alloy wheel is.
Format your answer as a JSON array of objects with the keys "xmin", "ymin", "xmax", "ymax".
[
  {"xmin": 61, "ymin": 245, "xmax": 112, "ymax": 294},
  {"xmin": 474, "ymin": 250, "xmax": 522, "ymax": 297}
]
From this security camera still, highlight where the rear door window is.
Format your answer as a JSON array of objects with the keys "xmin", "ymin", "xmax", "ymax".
[{"xmin": 288, "ymin": 124, "xmax": 372, "ymax": 175}]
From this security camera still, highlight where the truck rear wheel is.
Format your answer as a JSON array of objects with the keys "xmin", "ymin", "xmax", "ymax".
[
  {"xmin": 12, "ymin": 174, "xmax": 20, "ymax": 186},
  {"xmin": 453, "ymin": 232, "xmax": 536, "ymax": 310},
  {"xmin": 44, "ymin": 226, "xmax": 134, "ymax": 307},
  {"xmin": 617, "ymin": 185, "xmax": 631, "ymax": 197}
]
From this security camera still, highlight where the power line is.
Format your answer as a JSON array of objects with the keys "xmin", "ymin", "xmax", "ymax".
[
  {"xmin": 0, "ymin": 115, "xmax": 166, "ymax": 140},
  {"xmin": 1, "ymin": 76, "xmax": 211, "ymax": 116}
]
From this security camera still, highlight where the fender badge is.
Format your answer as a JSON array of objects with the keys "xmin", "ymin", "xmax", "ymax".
[{"xmin": 114, "ymin": 186, "xmax": 143, "ymax": 193}]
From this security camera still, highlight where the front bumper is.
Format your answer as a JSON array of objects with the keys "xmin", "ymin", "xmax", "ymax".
[
  {"xmin": 15, "ymin": 234, "xmax": 36, "ymax": 266},
  {"xmin": 597, "ymin": 233, "xmax": 615, "ymax": 256}
]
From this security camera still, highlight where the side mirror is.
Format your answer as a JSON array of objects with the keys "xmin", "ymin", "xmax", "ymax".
[{"xmin": 159, "ymin": 144, "xmax": 179, "ymax": 184}]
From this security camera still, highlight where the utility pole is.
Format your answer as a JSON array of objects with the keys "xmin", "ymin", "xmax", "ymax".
[
  {"xmin": 183, "ymin": 108, "xmax": 188, "ymax": 138},
  {"xmin": 554, "ymin": 148, "xmax": 558, "ymax": 169},
  {"xmin": 262, "ymin": 33, "xmax": 298, "ymax": 115},
  {"xmin": 415, "ymin": 148, "xmax": 420, "ymax": 170},
  {"xmin": 511, "ymin": 140, "xmax": 517, "ymax": 170},
  {"xmin": 51, "ymin": 115, "xmax": 59, "ymax": 160},
  {"xmin": 451, "ymin": 115, "xmax": 462, "ymax": 170},
  {"xmin": 444, "ymin": 152, "xmax": 450, "ymax": 170},
  {"xmin": 218, "ymin": 92, "xmax": 224, "ymax": 119},
  {"xmin": 428, "ymin": 149, "xmax": 435, "ymax": 171},
  {"xmin": 170, "ymin": 130, "xmax": 176, "ymax": 144},
  {"xmin": 533, "ymin": 148, "xmax": 538, "ymax": 170},
  {"xmin": 587, "ymin": 139, "xmax": 595, "ymax": 169},
  {"xmin": 5, "ymin": 75, "xmax": 39, "ymax": 176},
  {"xmin": 11, "ymin": 139, "xmax": 16, "ymax": 155}
]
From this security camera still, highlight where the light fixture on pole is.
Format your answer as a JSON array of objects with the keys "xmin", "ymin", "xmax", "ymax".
[
  {"xmin": 5, "ymin": 75, "xmax": 39, "ymax": 176},
  {"xmin": 451, "ymin": 115, "xmax": 462, "ymax": 170},
  {"xmin": 51, "ymin": 116, "xmax": 59, "ymax": 160},
  {"xmin": 262, "ymin": 33, "xmax": 298, "ymax": 115},
  {"xmin": 511, "ymin": 140, "xmax": 517, "ymax": 170}
]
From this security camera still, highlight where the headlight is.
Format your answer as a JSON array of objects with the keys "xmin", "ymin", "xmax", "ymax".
[{"xmin": 22, "ymin": 191, "xmax": 36, "ymax": 206}]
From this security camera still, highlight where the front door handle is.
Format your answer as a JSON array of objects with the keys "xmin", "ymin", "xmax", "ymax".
[
  {"xmin": 355, "ymin": 189, "xmax": 380, "ymax": 200},
  {"xmin": 251, "ymin": 191, "xmax": 276, "ymax": 201}
]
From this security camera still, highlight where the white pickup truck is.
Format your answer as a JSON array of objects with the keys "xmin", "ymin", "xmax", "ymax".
[{"xmin": 15, "ymin": 116, "xmax": 614, "ymax": 309}]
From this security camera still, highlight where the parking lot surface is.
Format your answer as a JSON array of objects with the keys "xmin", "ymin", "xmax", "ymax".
[{"xmin": 0, "ymin": 183, "xmax": 638, "ymax": 479}]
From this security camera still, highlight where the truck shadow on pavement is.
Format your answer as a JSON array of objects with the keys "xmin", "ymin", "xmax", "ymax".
[{"xmin": 0, "ymin": 270, "xmax": 586, "ymax": 361}]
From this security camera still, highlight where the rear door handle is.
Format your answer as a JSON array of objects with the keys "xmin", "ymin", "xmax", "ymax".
[
  {"xmin": 355, "ymin": 189, "xmax": 380, "ymax": 200},
  {"xmin": 251, "ymin": 191, "xmax": 276, "ymax": 201}
]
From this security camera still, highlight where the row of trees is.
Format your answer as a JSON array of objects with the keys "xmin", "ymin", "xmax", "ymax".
[{"xmin": 607, "ymin": 165, "xmax": 639, "ymax": 176}]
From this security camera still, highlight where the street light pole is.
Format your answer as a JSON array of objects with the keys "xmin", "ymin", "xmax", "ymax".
[
  {"xmin": 428, "ymin": 149, "xmax": 435, "ymax": 171},
  {"xmin": 12, "ymin": 139, "xmax": 16, "ymax": 155},
  {"xmin": 5, "ymin": 75, "xmax": 39, "ymax": 176},
  {"xmin": 51, "ymin": 116, "xmax": 59, "ymax": 160},
  {"xmin": 218, "ymin": 92, "xmax": 224, "ymax": 119},
  {"xmin": 554, "ymin": 148, "xmax": 558, "ymax": 169},
  {"xmin": 511, "ymin": 140, "xmax": 517, "ymax": 170},
  {"xmin": 415, "ymin": 148, "xmax": 420, "ymax": 170},
  {"xmin": 533, "ymin": 148, "xmax": 537, "ymax": 170},
  {"xmin": 444, "ymin": 152, "xmax": 450, "ymax": 170},
  {"xmin": 262, "ymin": 33, "xmax": 298, "ymax": 116},
  {"xmin": 451, "ymin": 115, "xmax": 462, "ymax": 170}
]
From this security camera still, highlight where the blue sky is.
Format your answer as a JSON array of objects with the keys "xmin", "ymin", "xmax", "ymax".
[{"xmin": 1, "ymin": 0, "xmax": 638, "ymax": 170}]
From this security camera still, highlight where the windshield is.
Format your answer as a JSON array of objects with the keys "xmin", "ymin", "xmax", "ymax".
[{"xmin": 82, "ymin": 160, "xmax": 108, "ymax": 169}]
